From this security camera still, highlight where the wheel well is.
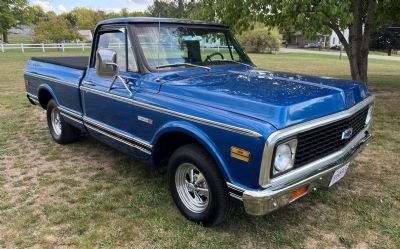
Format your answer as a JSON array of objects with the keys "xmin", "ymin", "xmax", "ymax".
[
  {"xmin": 38, "ymin": 89, "xmax": 53, "ymax": 109},
  {"xmin": 153, "ymin": 131, "xmax": 204, "ymax": 167}
]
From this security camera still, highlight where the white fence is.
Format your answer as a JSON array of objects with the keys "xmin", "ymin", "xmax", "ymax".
[{"xmin": 0, "ymin": 43, "xmax": 92, "ymax": 53}]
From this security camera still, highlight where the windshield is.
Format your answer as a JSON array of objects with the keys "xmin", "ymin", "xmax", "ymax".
[{"xmin": 135, "ymin": 24, "xmax": 252, "ymax": 70}]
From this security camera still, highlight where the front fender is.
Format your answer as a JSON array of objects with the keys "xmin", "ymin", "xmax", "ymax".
[{"xmin": 151, "ymin": 120, "xmax": 233, "ymax": 182}]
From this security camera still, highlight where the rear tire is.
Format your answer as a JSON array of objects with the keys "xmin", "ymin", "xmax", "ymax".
[
  {"xmin": 167, "ymin": 143, "xmax": 233, "ymax": 226},
  {"xmin": 46, "ymin": 99, "xmax": 80, "ymax": 144}
]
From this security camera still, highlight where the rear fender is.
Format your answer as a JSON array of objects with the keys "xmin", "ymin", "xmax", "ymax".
[{"xmin": 38, "ymin": 84, "xmax": 59, "ymax": 107}]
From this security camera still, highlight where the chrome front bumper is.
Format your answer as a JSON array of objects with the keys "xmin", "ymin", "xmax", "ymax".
[{"xmin": 242, "ymin": 131, "xmax": 372, "ymax": 216}]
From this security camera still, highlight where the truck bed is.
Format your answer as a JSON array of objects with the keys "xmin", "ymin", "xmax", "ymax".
[{"xmin": 30, "ymin": 56, "xmax": 89, "ymax": 70}]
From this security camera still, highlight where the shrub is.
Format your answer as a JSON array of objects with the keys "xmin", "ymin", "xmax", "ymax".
[
  {"xmin": 33, "ymin": 16, "xmax": 81, "ymax": 43},
  {"xmin": 239, "ymin": 27, "xmax": 282, "ymax": 53}
]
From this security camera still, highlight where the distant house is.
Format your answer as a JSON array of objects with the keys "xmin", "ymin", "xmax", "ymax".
[
  {"xmin": 291, "ymin": 31, "xmax": 305, "ymax": 47},
  {"xmin": 285, "ymin": 29, "xmax": 351, "ymax": 48},
  {"xmin": 287, "ymin": 31, "xmax": 329, "ymax": 47},
  {"xmin": 9, "ymin": 25, "xmax": 32, "ymax": 35},
  {"xmin": 78, "ymin": 30, "xmax": 93, "ymax": 41},
  {"xmin": 329, "ymin": 28, "xmax": 349, "ymax": 48}
]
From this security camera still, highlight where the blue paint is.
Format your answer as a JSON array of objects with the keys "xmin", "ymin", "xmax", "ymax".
[{"xmin": 24, "ymin": 18, "xmax": 371, "ymax": 191}]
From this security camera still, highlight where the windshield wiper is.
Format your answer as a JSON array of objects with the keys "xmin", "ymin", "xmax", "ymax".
[
  {"xmin": 208, "ymin": 59, "xmax": 256, "ymax": 68},
  {"xmin": 156, "ymin": 63, "xmax": 210, "ymax": 71}
]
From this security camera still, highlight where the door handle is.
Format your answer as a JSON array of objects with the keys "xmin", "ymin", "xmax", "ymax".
[{"xmin": 82, "ymin": 80, "xmax": 95, "ymax": 86}]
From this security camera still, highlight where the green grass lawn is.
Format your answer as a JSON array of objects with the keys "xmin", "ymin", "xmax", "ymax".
[
  {"xmin": 6, "ymin": 34, "xmax": 34, "ymax": 44},
  {"xmin": 0, "ymin": 51, "xmax": 399, "ymax": 248}
]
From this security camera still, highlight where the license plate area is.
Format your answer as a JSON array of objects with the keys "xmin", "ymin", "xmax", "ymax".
[{"xmin": 329, "ymin": 162, "xmax": 350, "ymax": 187}]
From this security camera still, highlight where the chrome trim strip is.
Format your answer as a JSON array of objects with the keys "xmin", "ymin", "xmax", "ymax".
[
  {"xmin": 58, "ymin": 106, "xmax": 82, "ymax": 119},
  {"xmin": 27, "ymin": 92, "xmax": 38, "ymax": 100},
  {"xmin": 227, "ymin": 182, "xmax": 245, "ymax": 192},
  {"xmin": 227, "ymin": 182, "xmax": 245, "ymax": 201},
  {"xmin": 85, "ymin": 123, "xmax": 151, "ymax": 155},
  {"xmin": 230, "ymin": 193, "xmax": 243, "ymax": 201},
  {"xmin": 60, "ymin": 112, "xmax": 83, "ymax": 124},
  {"xmin": 24, "ymin": 72, "xmax": 79, "ymax": 88},
  {"xmin": 80, "ymin": 86, "xmax": 263, "ymax": 138},
  {"xmin": 259, "ymin": 95, "xmax": 375, "ymax": 187},
  {"xmin": 83, "ymin": 117, "xmax": 152, "ymax": 150}
]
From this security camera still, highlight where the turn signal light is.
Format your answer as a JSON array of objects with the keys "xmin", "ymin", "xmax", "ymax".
[{"xmin": 288, "ymin": 185, "xmax": 309, "ymax": 202}]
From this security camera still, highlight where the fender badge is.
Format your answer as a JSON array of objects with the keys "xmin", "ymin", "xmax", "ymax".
[
  {"xmin": 230, "ymin": 146, "xmax": 250, "ymax": 162},
  {"xmin": 138, "ymin": 116, "xmax": 153, "ymax": 125},
  {"xmin": 341, "ymin": 128, "xmax": 353, "ymax": 140}
]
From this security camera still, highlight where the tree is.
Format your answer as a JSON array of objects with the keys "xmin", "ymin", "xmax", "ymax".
[
  {"xmin": 33, "ymin": 16, "xmax": 81, "ymax": 43},
  {"xmin": 27, "ymin": 5, "xmax": 49, "ymax": 25},
  {"xmin": 370, "ymin": 27, "xmax": 400, "ymax": 56},
  {"xmin": 0, "ymin": 0, "xmax": 30, "ymax": 43},
  {"xmin": 195, "ymin": 0, "xmax": 400, "ymax": 83},
  {"xmin": 63, "ymin": 7, "xmax": 106, "ymax": 30},
  {"xmin": 239, "ymin": 25, "xmax": 281, "ymax": 53},
  {"xmin": 147, "ymin": 0, "xmax": 200, "ymax": 19}
]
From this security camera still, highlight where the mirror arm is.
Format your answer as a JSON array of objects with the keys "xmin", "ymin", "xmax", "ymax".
[{"xmin": 106, "ymin": 63, "xmax": 133, "ymax": 96}]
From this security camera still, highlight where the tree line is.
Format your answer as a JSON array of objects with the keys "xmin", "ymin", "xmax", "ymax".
[
  {"xmin": 0, "ymin": 0, "xmax": 202, "ymax": 44},
  {"xmin": 1, "ymin": 0, "xmax": 399, "ymax": 83}
]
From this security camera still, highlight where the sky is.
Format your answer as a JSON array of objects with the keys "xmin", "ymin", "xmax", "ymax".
[{"xmin": 29, "ymin": 0, "xmax": 154, "ymax": 14}]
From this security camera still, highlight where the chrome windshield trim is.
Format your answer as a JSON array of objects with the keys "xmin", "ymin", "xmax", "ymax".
[
  {"xmin": 259, "ymin": 95, "xmax": 375, "ymax": 187},
  {"xmin": 24, "ymin": 72, "xmax": 79, "ymax": 88},
  {"xmin": 80, "ymin": 86, "xmax": 263, "ymax": 138}
]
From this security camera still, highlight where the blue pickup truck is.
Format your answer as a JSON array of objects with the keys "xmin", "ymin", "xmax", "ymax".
[{"xmin": 24, "ymin": 17, "xmax": 374, "ymax": 226}]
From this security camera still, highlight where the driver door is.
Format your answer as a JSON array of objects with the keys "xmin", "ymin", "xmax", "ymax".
[{"xmin": 81, "ymin": 26, "xmax": 151, "ymax": 155}]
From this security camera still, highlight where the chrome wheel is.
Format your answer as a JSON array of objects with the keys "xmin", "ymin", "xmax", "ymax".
[
  {"xmin": 51, "ymin": 107, "xmax": 62, "ymax": 136},
  {"xmin": 175, "ymin": 163, "xmax": 210, "ymax": 213}
]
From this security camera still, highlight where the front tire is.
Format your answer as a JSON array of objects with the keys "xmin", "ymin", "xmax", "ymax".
[
  {"xmin": 46, "ymin": 99, "xmax": 80, "ymax": 144},
  {"xmin": 167, "ymin": 143, "xmax": 233, "ymax": 226}
]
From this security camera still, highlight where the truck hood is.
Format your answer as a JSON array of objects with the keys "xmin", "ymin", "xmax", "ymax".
[{"xmin": 159, "ymin": 70, "xmax": 370, "ymax": 129}]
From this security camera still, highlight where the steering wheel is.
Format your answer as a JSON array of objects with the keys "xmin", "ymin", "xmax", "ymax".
[{"xmin": 205, "ymin": 52, "xmax": 224, "ymax": 62}]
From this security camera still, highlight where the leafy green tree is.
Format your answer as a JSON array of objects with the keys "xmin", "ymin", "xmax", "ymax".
[
  {"xmin": 33, "ymin": 16, "xmax": 81, "ymax": 43},
  {"xmin": 106, "ymin": 8, "xmax": 148, "ymax": 19},
  {"xmin": 370, "ymin": 27, "xmax": 400, "ymax": 56},
  {"xmin": 239, "ymin": 25, "xmax": 282, "ymax": 53},
  {"xmin": 147, "ymin": 0, "xmax": 200, "ymax": 19},
  {"xmin": 0, "ymin": 0, "xmax": 30, "ymax": 43},
  {"xmin": 27, "ymin": 5, "xmax": 49, "ymax": 25},
  {"xmin": 195, "ymin": 0, "xmax": 400, "ymax": 83},
  {"xmin": 63, "ymin": 7, "xmax": 106, "ymax": 30}
]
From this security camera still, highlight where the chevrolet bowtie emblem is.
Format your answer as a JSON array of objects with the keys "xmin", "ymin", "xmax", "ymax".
[{"xmin": 341, "ymin": 128, "xmax": 353, "ymax": 140}]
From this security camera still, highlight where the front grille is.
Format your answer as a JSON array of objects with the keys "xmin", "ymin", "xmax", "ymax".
[{"xmin": 293, "ymin": 106, "xmax": 369, "ymax": 168}]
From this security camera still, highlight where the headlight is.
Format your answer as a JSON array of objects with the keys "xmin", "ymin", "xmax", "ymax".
[
  {"xmin": 273, "ymin": 139, "xmax": 297, "ymax": 175},
  {"xmin": 365, "ymin": 104, "xmax": 373, "ymax": 125}
]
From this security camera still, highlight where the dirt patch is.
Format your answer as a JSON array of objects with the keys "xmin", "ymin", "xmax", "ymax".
[{"xmin": 369, "ymin": 88, "xmax": 400, "ymax": 97}]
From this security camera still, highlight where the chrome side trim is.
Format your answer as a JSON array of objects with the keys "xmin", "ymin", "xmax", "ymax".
[
  {"xmin": 58, "ymin": 106, "xmax": 82, "ymax": 119},
  {"xmin": 27, "ymin": 92, "xmax": 38, "ymax": 100},
  {"xmin": 27, "ymin": 92, "xmax": 39, "ymax": 104},
  {"xmin": 227, "ymin": 182, "xmax": 245, "ymax": 201},
  {"xmin": 85, "ymin": 123, "xmax": 152, "ymax": 155},
  {"xmin": 80, "ymin": 86, "xmax": 263, "ymax": 138},
  {"xmin": 60, "ymin": 113, "xmax": 83, "ymax": 124},
  {"xmin": 58, "ymin": 106, "xmax": 84, "ymax": 124},
  {"xmin": 230, "ymin": 193, "xmax": 243, "ymax": 200},
  {"xmin": 83, "ymin": 117, "xmax": 152, "ymax": 150},
  {"xmin": 259, "ymin": 95, "xmax": 375, "ymax": 187},
  {"xmin": 24, "ymin": 72, "xmax": 79, "ymax": 88}
]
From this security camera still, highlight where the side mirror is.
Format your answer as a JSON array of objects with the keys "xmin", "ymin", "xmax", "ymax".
[{"xmin": 96, "ymin": 48, "xmax": 118, "ymax": 76}]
